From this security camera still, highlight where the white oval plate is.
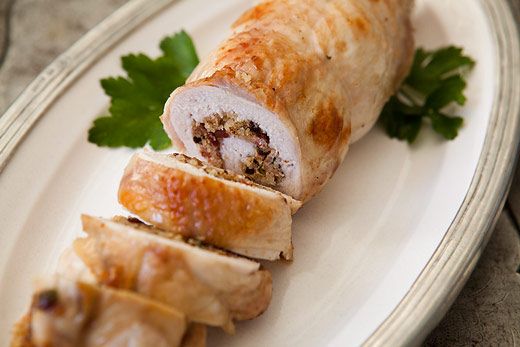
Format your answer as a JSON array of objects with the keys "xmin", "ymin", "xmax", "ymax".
[{"xmin": 0, "ymin": 0, "xmax": 519, "ymax": 346}]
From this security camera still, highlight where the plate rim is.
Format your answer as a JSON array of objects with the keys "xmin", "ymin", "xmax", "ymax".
[
  {"xmin": 365, "ymin": 0, "xmax": 520, "ymax": 345},
  {"xmin": 0, "ymin": 0, "xmax": 519, "ymax": 345}
]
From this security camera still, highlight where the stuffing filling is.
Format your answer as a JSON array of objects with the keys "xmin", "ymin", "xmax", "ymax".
[
  {"xmin": 191, "ymin": 113, "xmax": 285, "ymax": 187},
  {"xmin": 170, "ymin": 153, "xmax": 293, "ymax": 204},
  {"xmin": 115, "ymin": 216, "xmax": 237, "ymax": 258},
  {"xmin": 171, "ymin": 153, "xmax": 254, "ymax": 185}
]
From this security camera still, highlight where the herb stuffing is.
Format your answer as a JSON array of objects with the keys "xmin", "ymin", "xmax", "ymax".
[
  {"xmin": 380, "ymin": 46, "xmax": 475, "ymax": 143},
  {"xmin": 88, "ymin": 31, "xmax": 199, "ymax": 150}
]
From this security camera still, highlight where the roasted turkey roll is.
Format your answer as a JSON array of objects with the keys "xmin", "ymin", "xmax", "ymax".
[
  {"xmin": 181, "ymin": 324, "xmax": 207, "ymax": 347},
  {"xmin": 118, "ymin": 150, "xmax": 300, "ymax": 260},
  {"xmin": 73, "ymin": 215, "xmax": 272, "ymax": 333},
  {"xmin": 56, "ymin": 246, "xmax": 97, "ymax": 283},
  {"xmin": 13, "ymin": 276, "xmax": 187, "ymax": 347},
  {"xmin": 161, "ymin": 0, "xmax": 414, "ymax": 202}
]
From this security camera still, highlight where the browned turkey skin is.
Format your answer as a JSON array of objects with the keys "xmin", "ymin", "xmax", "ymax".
[{"xmin": 191, "ymin": 113, "xmax": 284, "ymax": 187}]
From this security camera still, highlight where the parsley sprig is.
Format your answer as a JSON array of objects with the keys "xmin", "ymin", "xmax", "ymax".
[
  {"xmin": 380, "ymin": 46, "xmax": 475, "ymax": 143},
  {"xmin": 88, "ymin": 31, "xmax": 199, "ymax": 150}
]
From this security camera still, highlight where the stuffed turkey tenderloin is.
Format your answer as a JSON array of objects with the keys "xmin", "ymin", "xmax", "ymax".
[{"xmin": 161, "ymin": 0, "xmax": 414, "ymax": 202}]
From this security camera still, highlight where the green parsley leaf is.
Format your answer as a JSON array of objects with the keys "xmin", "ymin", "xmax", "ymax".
[
  {"xmin": 428, "ymin": 111, "xmax": 464, "ymax": 140},
  {"xmin": 160, "ymin": 31, "xmax": 199, "ymax": 78},
  {"xmin": 425, "ymin": 75, "xmax": 467, "ymax": 110},
  {"xmin": 380, "ymin": 46, "xmax": 475, "ymax": 143},
  {"xmin": 88, "ymin": 30, "xmax": 199, "ymax": 150},
  {"xmin": 380, "ymin": 96, "xmax": 423, "ymax": 143},
  {"xmin": 406, "ymin": 46, "xmax": 475, "ymax": 95}
]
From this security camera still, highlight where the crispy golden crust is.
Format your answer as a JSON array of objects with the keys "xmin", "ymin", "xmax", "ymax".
[
  {"xmin": 118, "ymin": 153, "xmax": 294, "ymax": 260},
  {"xmin": 10, "ymin": 315, "xmax": 33, "ymax": 347},
  {"xmin": 75, "ymin": 215, "xmax": 273, "ymax": 332},
  {"xmin": 165, "ymin": 0, "xmax": 414, "ymax": 202}
]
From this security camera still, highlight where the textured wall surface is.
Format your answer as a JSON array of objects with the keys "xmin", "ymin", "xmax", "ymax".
[
  {"xmin": 425, "ymin": 162, "xmax": 520, "ymax": 346},
  {"xmin": 0, "ymin": 0, "xmax": 126, "ymax": 113},
  {"xmin": 0, "ymin": 1, "xmax": 519, "ymax": 345}
]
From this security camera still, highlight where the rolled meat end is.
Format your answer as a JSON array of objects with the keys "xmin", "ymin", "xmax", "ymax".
[
  {"xmin": 73, "ymin": 215, "xmax": 273, "ymax": 333},
  {"xmin": 19, "ymin": 276, "xmax": 187, "ymax": 347},
  {"xmin": 161, "ymin": 0, "xmax": 414, "ymax": 202},
  {"xmin": 118, "ymin": 150, "xmax": 300, "ymax": 261}
]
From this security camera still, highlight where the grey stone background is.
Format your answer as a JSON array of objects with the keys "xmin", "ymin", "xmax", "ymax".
[{"xmin": 0, "ymin": 0, "xmax": 518, "ymax": 345}]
